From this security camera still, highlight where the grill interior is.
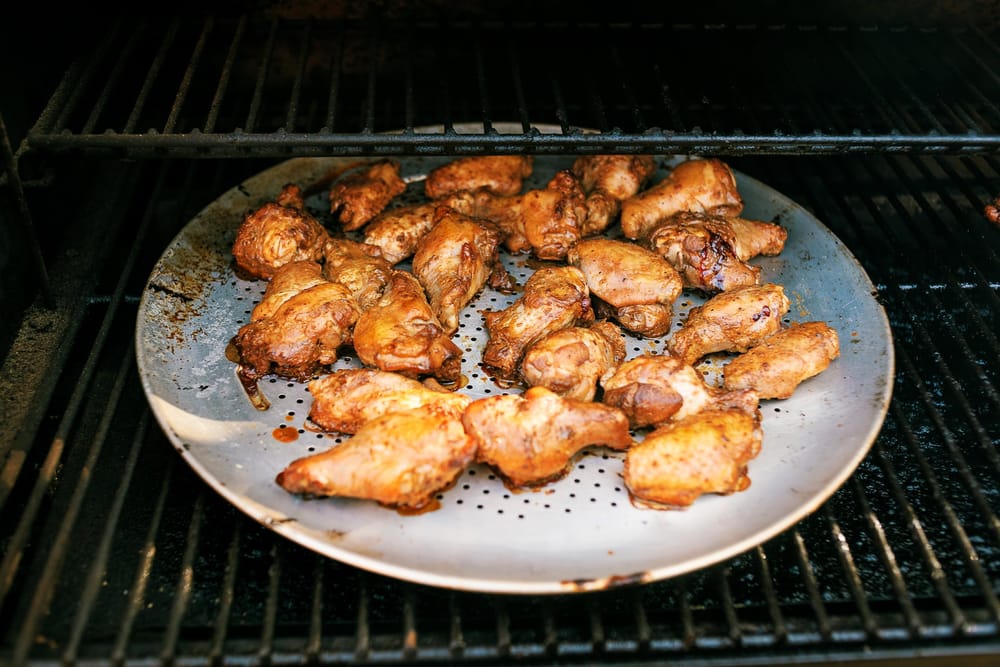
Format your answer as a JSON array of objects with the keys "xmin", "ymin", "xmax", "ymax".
[{"xmin": 1, "ymin": 9, "xmax": 999, "ymax": 666}]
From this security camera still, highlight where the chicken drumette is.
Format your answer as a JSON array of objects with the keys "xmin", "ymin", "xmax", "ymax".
[
  {"xmin": 723, "ymin": 321, "xmax": 840, "ymax": 399},
  {"xmin": 520, "ymin": 320, "xmax": 626, "ymax": 401},
  {"xmin": 424, "ymin": 155, "xmax": 534, "ymax": 199},
  {"xmin": 328, "ymin": 159, "xmax": 407, "ymax": 231},
  {"xmin": 321, "ymin": 237, "xmax": 393, "ymax": 312},
  {"xmin": 571, "ymin": 154, "xmax": 657, "ymax": 236},
  {"xmin": 362, "ymin": 201, "xmax": 443, "ymax": 265}
]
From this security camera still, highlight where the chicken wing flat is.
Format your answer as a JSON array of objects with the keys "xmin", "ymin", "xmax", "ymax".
[
  {"xmin": 601, "ymin": 354, "xmax": 759, "ymax": 429},
  {"xmin": 232, "ymin": 183, "xmax": 330, "ymax": 280},
  {"xmin": 482, "ymin": 265, "xmax": 594, "ymax": 382},
  {"xmin": 463, "ymin": 386, "xmax": 633, "ymax": 487},
  {"xmin": 620, "ymin": 158, "xmax": 743, "ymax": 240},
  {"xmin": 361, "ymin": 201, "xmax": 441, "ymax": 265},
  {"xmin": 412, "ymin": 207, "xmax": 512, "ymax": 335},
  {"xmin": 328, "ymin": 159, "xmax": 407, "ymax": 231},
  {"xmin": 723, "ymin": 321, "xmax": 840, "ymax": 399},
  {"xmin": 667, "ymin": 283, "xmax": 791, "ymax": 365},
  {"xmin": 308, "ymin": 368, "xmax": 473, "ymax": 434},
  {"xmin": 520, "ymin": 320, "xmax": 626, "ymax": 401},
  {"xmin": 424, "ymin": 155, "xmax": 533, "ymax": 199},
  {"xmin": 352, "ymin": 269, "xmax": 463, "ymax": 382},
  {"xmin": 567, "ymin": 237, "xmax": 683, "ymax": 337},
  {"xmin": 322, "ymin": 237, "xmax": 392, "ymax": 311},
  {"xmin": 623, "ymin": 409, "xmax": 763, "ymax": 508},
  {"xmin": 276, "ymin": 403, "xmax": 476, "ymax": 511},
  {"xmin": 571, "ymin": 155, "xmax": 657, "ymax": 236},
  {"xmin": 249, "ymin": 260, "xmax": 328, "ymax": 322}
]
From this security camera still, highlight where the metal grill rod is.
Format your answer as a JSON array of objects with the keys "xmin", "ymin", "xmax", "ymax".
[
  {"xmin": 82, "ymin": 22, "xmax": 139, "ymax": 135},
  {"xmin": 204, "ymin": 16, "xmax": 246, "ymax": 134},
  {"xmin": 164, "ymin": 17, "xmax": 214, "ymax": 134},
  {"xmin": 244, "ymin": 18, "xmax": 278, "ymax": 134},
  {"xmin": 123, "ymin": 19, "xmax": 179, "ymax": 134},
  {"xmin": 284, "ymin": 20, "xmax": 311, "ymax": 133}
]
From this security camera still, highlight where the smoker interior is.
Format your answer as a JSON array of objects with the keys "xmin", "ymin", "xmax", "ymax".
[{"xmin": 1, "ymin": 10, "xmax": 999, "ymax": 666}]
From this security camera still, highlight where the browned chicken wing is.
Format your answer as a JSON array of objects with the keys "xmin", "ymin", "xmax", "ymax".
[
  {"xmin": 322, "ymin": 237, "xmax": 393, "ymax": 311},
  {"xmin": 482, "ymin": 266, "xmax": 594, "ymax": 382},
  {"xmin": 520, "ymin": 320, "xmax": 626, "ymax": 401},
  {"xmin": 571, "ymin": 155, "xmax": 657, "ymax": 235},
  {"xmin": 463, "ymin": 386, "xmax": 633, "ymax": 487},
  {"xmin": 567, "ymin": 237, "xmax": 683, "ymax": 337},
  {"xmin": 623, "ymin": 409, "xmax": 763, "ymax": 508},
  {"xmin": 328, "ymin": 159, "xmax": 407, "ymax": 231},
  {"xmin": 352, "ymin": 269, "xmax": 463, "ymax": 382},
  {"xmin": 249, "ymin": 259, "xmax": 328, "ymax": 322},
  {"xmin": 424, "ymin": 155, "xmax": 534, "ymax": 199},
  {"xmin": 276, "ymin": 403, "xmax": 475, "ymax": 511},
  {"xmin": 601, "ymin": 354, "xmax": 759, "ymax": 429},
  {"xmin": 308, "ymin": 368, "xmax": 473, "ymax": 434},
  {"xmin": 232, "ymin": 183, "xmax": 330, "ymax": 280},
  {"xmin": 667, "ymin": 283, "xmax": 791, "ymax": 365},
  {"xmin": 723, "ymin": 321, "xmax": 840, "ymax": 399},
  {"xmin": 412, "ymin": 207, "xmax": 513, "ymax": 335},
  {"xmin": 361, "ymin": 201, "xmax": 441, "ymax": 265},
  {"xmin": 620, "ymin": 158, "xmax": 743, "ymax": 240}
]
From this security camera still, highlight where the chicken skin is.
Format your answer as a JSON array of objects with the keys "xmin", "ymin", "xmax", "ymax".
[
  {"xmin": 321, "ymin": 237, "xmax": 393, "ymax": 312},
  {"xmin": 276, "ymin": 403, "xmax": 475, "ymax": 512},
  {"xmin": 601, "ymin": 354, "xmax": 759, "ymax": 429},
  {"xmin": 620, "ymin": 158, "xmax": 743, "ymax": 240},
  {"xmin": 412, "ymin": 207, "xmax": 514, "ymax": 335},
  {"xmin": 308, "ymin": 368, "xmax": 473, "ymax": 434},
  {"xmin": 463, "ymin": 386, "xmax": 633, "ymax": 487},
  {"xmin": 520, "ymin": 320, "xmax": 626, "ymax": 401},
  {"xmin": 723, "ymin": 321, "xmax": 840, "ymax": 399},
  {"xmin": 232, "ymin": 183, "xmax": 330, "ymax": 280},
  {"xmin": 646, "ymin": 212, "xmax": 787, "ymax": 292},
  {"xmin": 482, "ymin": 266, "xmax": 594, "ymax": 382},
  {"xmin": 567, "ymin": 237, "xmax": 683, "ymax": 337},
  {"xmin": 668, "ymin": 283, "xmax": 791, "ymax": 365},
  {"xmin": 328, "ymin": 159, "xmax": 407, "ymax": 231},
  {"xmin": 249, "ymin": 259, "xmax": 328, "ymax": 322},
  {"xmin": 352, "ymin": 269, "xmax": 463, "ymax": 382},
  {"xmin": 362, "ymin": 201, "xmax": 442, "ymax": 265},
  {"xmin": 571, "ymin": 155, "xmax": 657, "ymax": 236},
  {"xmin": 424, "ymin": 155, "xmax": 533, "ymax": 199},
  {"xmin": 623, "ymin": 409, "xmax": 763, "ymax": 508}
]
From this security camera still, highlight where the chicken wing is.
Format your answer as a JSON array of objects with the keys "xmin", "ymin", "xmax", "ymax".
[
  {"xmin": 412, "ymin": 207, "xmax": 513, "ymax": 335},
  {"xmin": 482, "ymin": 265, "xmax": 594, "ymax": 383},
  {"xmin": 249, "ymin": 259, "xmax": 328, "ymax": 322},
  {"xmin": 276, "ymin": 403, "xmax": 475, "ymax": 512},
  {"xmin": 723, "ymin": 321, "xmax": 840, "ymax": 399},
  {"xmin": 667, "ymin": 283, "xmax": 791, "ymax": 365},
  {"xmin": 567, "ymin": 237, "xmax": 683, "ymax": 337},
  {"xmin": 571, "ymin": 155, "xmax": 657, "ymax": 236},
  {"xmin": 520, "ymin": 320, "xmax": 626, "ymax": 401},
  {"xmin": 424, "ymin": 155, "xmax": 533, "ymax": 199},
  {"xmin": 462, "ymin": 386, "xmax": 633, "ymax": 487},
  {"xmin": 600, "ymin": 354, "xmax": 759, "ymax": 429},
  {"xmin": 328, "ymin": 159, "xmax": 407, "ymax": 231},
  {"xmin": 623, "ymin": 409, "xmax": 763, "ymax": 508},
  {"xmin": 232, "ymin": 183, "xmax": 330, "ymax": 280},
  {"xmin": 620, "ymin": 158, "xmax": 743, "ymax": 240},
  {"xmin": 361, "ymin": 200, "xmax": 441, "ymax": 265},
  {"xmin": 352, "ymin": 269, "xmax": 463, "ymax": 382},
  {"xmin": 308, "ymin": 368, "xmax": 473, "ymax": 434},
  {"xmin": 322, "ymin": 237, "xmax": 393, "ymax": 311}
]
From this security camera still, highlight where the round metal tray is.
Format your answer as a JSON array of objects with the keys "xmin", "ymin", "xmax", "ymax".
[{"xmin": 136, "ymin": 133, "xmax": 893, "ymax": 594}]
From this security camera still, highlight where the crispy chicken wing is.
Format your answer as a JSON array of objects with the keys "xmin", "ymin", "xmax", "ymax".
[
  {"xmin": 328, "ymin": 159, "xmax": 407, "ymax": 231},
  {"xmin": 623, "ymin": 409, "xmax": 763, "ymax": 508},
  {"xmin": 601, "ymin": 354, "xmax": 759, "ymax": 429},
  {"xmin": 463, "ymin": 386, "xmax": 633, "ymax": 487},
  {"xmin": 276, "ymin": 403, "xmax": 475, "ymax": 511},
  {"xmin": 352, "ymin": 269, "xmax": 463, "ymax": 382},
  {"xmin": 567, "ymin": 237, "xmax": 683, "ymax": 337},
  {"xmin": 322, "ymin": 237, "xmax": 393, "ymax": 311},
  {"xmin": 723, "ymin": 321, "xmax": 840, "ymax": 399},
  {"xmin": 412, "ymin": 207, "xmax": 513, "ymax": 335},
  {"xmin": 668, "ymin": 283, "xmax": 791, "ymax": 365},
  {"xmin": 571, "ymin": 155, "xmax": 657, "ymax": 235},
  {"xmin": 424, "ymin": 155, "xmax": 533, "ymax": 199},
  {"xmin": 232, "ymin": 184, "xmax": 330, "ymax": 280},
  {"xmin": 620, "ymin": 158, "xmax": 743, "ymax": 240},
  {"xmin": 361, "ymin": 201, "xmax": 441, "ymax": 265},
  {"xmin": 307, "ymin": 368, "xmax": 472, "ymax": 434},
  {"xmin": 520, "ymin": 320, "xmax": 626, "ymax": 401},
  {"xmin": 482, "ymin": 266, "xmax": 594, "ymax": 382}
]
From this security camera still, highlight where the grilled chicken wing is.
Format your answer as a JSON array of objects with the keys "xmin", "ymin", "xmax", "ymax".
[
  {"xmin": 361, "ymin": 201, "xmax": 441, "ymax": 265},
  {"xmin": 352, "ymin": 269, "xmax": 463, "ymax": 382},
  {"xmin": 424, "ymin": 155, "xmax": 533, "ymax": 199},
  {"xmin": 321, "ymin": 237, "xmax": 393, "ymax": 311},
  {"xmin": 249, "ymin": 259, "xmax": 328, "ymax": 322},
  {"xmin": 463, "ymin": 386, "xmax": 633, "ymax": 487},
  {"xmin": 308, "ymin": 368, "xmax": 473, "ymax": 434},
  {"xmin": 571, "ymin": 155, "xmax": 657, "ymax": 235},
  {"xmin": 328, "ymin": 159, "xmax": 407, "ymax": 231},
  {"xmin": 620, "ymin": 158, "xmax": 743, "ymax": 240},
  {"xmin": 601, "ymin": 354, "xmax": 759, "ymax": 429},
  {"xmin": 667, "ymin": 283, "xmax": 791, "ymax": 365},
  {"xmin": 412, "ymin": 207, "xmax": 513, "ymax": 335},
  {"xmin": 723, "ymin": 321, "xmax": 840, "ymax": 399},
  {"xmin": 567, "ymin": 237, "xmax": 683, "ymax": 337},
  {"xmin": 276, "ymin": 403, "xmax": 475, "ymax": 511},
  {"xmin": 623, "ymin": 409, "xmax": 763, "ymax": 508},
  {"xmin": 520, "ymin": 320, "xmax": 626, "ymax": 401},
  {"xmin": 232, "ymin": 184, "xmax": 330, "ymax": 280},
  {"xmin": 482, "ymin": 266, "xmax": 594, "ymax": 382}
]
